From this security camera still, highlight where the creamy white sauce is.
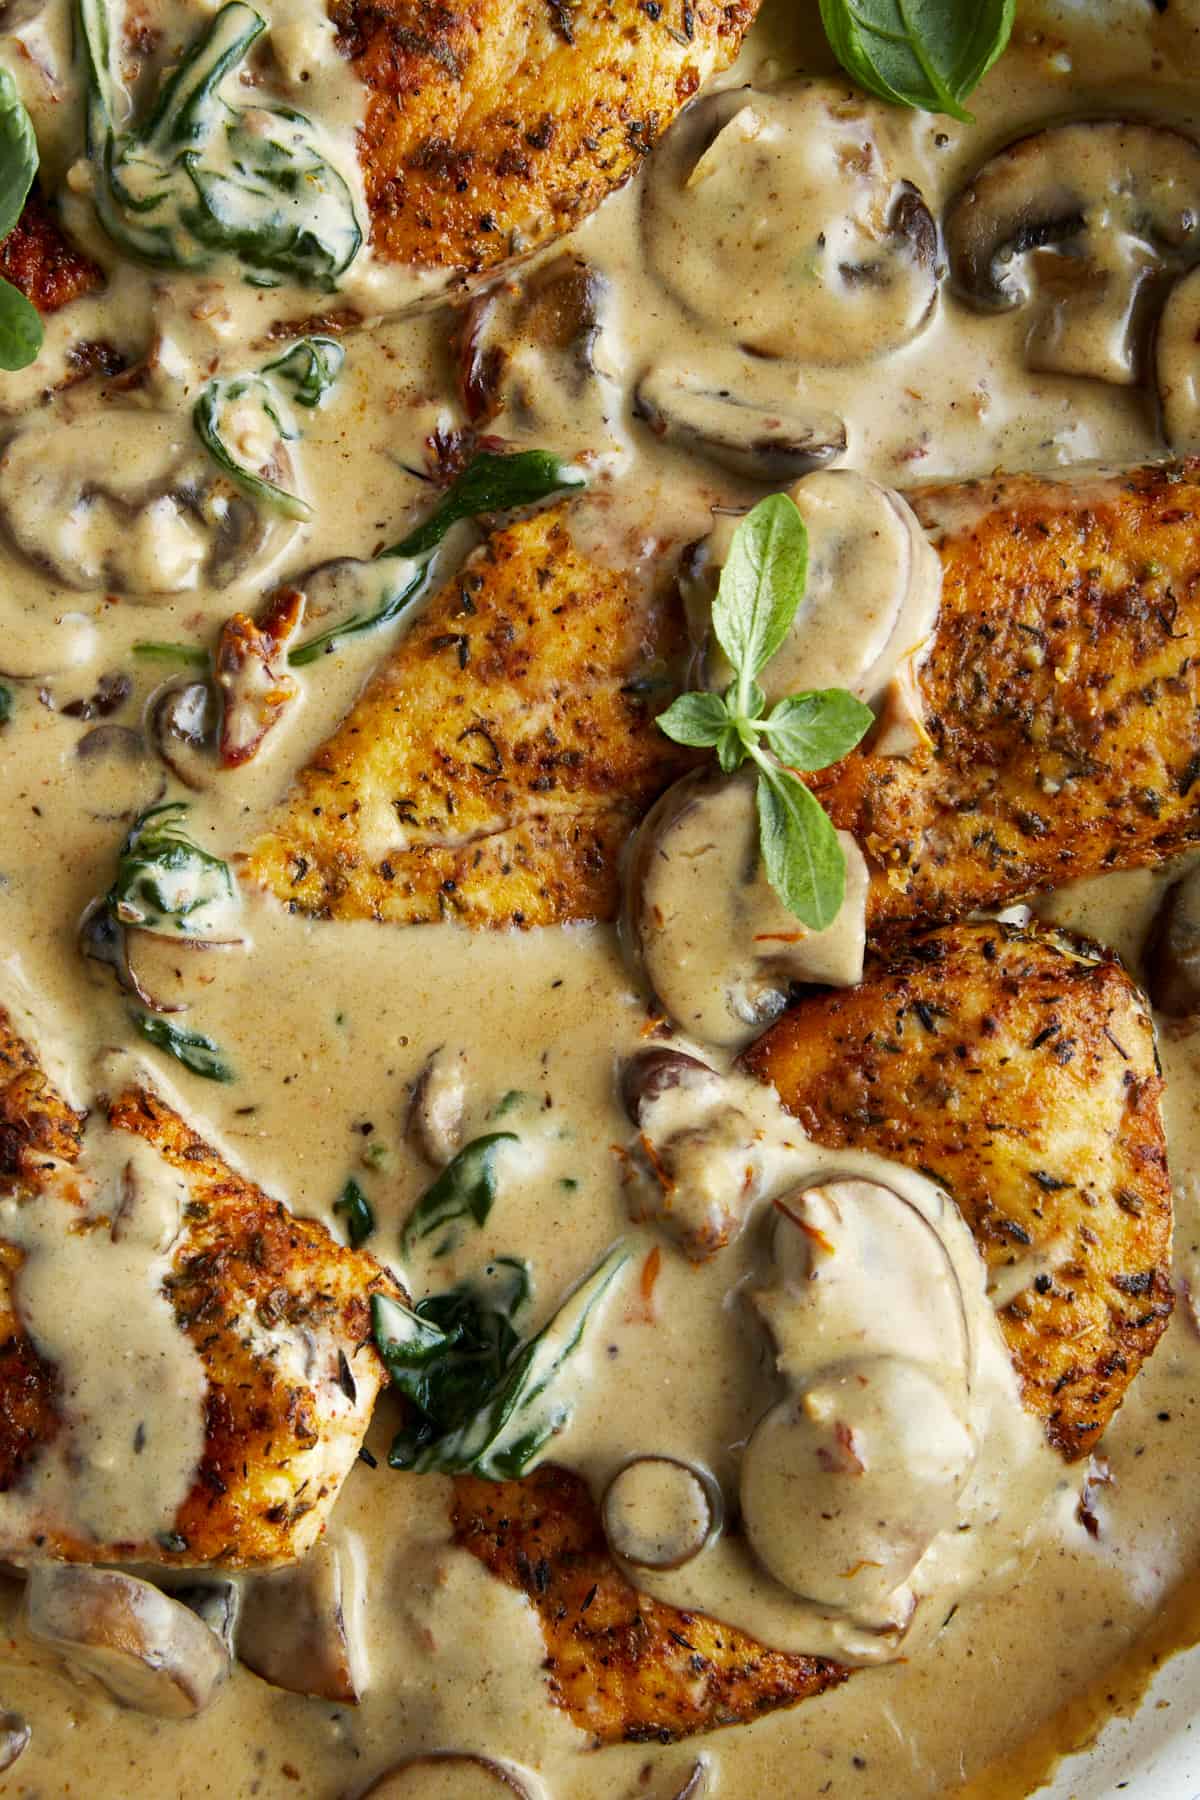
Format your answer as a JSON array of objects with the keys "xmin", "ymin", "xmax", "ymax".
[{"xmin": 2, "ymin": 0, "xmax": 1200, "ymax": 1795}]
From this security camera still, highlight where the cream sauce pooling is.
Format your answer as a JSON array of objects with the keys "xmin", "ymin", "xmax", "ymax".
[{"xmin": 3, "ymin": 0, "xmax": 1200, "ymax": 1795}]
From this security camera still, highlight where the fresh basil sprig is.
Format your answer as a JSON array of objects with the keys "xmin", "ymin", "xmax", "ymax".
[
  {"xmin": 77, "ymin": 0, "xmax": 362, "ymax": 288},
  {"xmin": 401, "ymin": 1132, "xmax": 517, "ymax": 1254},
  {"xmin": 333, "ymin": 1176, "xmax": 375, "ymax": 1249},
  {"xmin": 0, "ymin": 69, "xmax": 43, "ymax": 372},
  {"xmin": 130, "ymin": 1011, "xmax": 235, "ymax": 1082},
  {"xmin": 289, "ymin": 449, "xmax": 584, "ymax": 665},
  {"xmin": 193, "ymin": 334, "xmax": 342, "ymax": 519},
  {"xmin": 657, "ymin": 494, "xmax": 873, "ymax": 932},
  {"xmin": 107, "ymin": 801, "xmax": 237, "ymax": 937},
  {"xmin": 372, "ymin": 1244, "xmax": 628, "ymax": 1478},
  {"xmin": 819, "ymin": 0, "xmax": 1014, "ymax": 122}
]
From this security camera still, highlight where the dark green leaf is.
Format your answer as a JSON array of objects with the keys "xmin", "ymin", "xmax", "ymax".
[
  {"xmin": 133, "ymin": 640, "xmax": 211, "ymax": 666},
  {"xmin": 401, "ymin": 1132, "xmax": 517, "ymax": 1253},
  {"xmin": 130, "ymin": 1011, "xmax": 235, "ymax": 1082},
  {"xmin": 383, "ymin": 451, "xmax": 585, "ymax": 560},
  {"xmin": 288, "ymin": 561, "xmax": 425, "ymax": 666},
  {"xmin": 711, "ymin": 494, "xmax": 808, "ymax": 688},
  {"xmin": 819, "ymin": 0, "xmax": 1015, "ymax": 121},
  {"xmin": 0, "ymin": 68, "xmax": 38, "ymax": 241},
  {"xmin": 107, "ymin": 801, "xmax": 236, "ymax": 935},
  {"xmin": 655, "ymin": 690, "xmax": 730, "ymax": 748},
  {"xmin": 0, "ymin": 685, "xmax": 11, "ymax": 727},
  {"xmin": 0, "ymin": 278, "xmax": 42, "ymax": 372},
  {"xmin": 193, "ymin": 372, "xmax": 309, "ymax": 518},
  {"xmin": 262, "ymin": 335, "xmax": 345, "ymax": 407},
  {"xmin": 716, "ymin": 722, "xmax": 747, "ymax": 775},
  {"xmin": 333, "ymin": 1176, "xmax": 375, "ymax": 1248},
  {"xmin": 760, "ymin": 689, "xmax": 874, "ymax": 770},
  {"xmin": 755, "ymin": 762, "xmax": 846, "ymax": 932}
]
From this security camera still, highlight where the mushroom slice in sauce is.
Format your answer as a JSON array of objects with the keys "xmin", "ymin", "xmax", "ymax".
[
  {"xmin": 634, "ymin": 368, "xmax": 847, "ymax": 482},
  {"xmin": 362, "ymin": 1754, "xmax": 533, "ymax": 1798},
  {"xmin": 214, "ymin": 586, "xmax": 304, "ymax": 768},
  {"xmin": 1145, "ymin": 864, "xmax": 1200, "ymax": 1016},
  {"xmin": 406, "ymin": 1047, "xmax": 469, "ymax": 1167},
  {"xmin": 0, "ymin": 409, "xmax": 286, "ymax": 596},
  {"xmin": 626, "ymin": 769, "xmax": 869, "ymax": 1048},
  {"xmin": 1156, "ymin": 264, "xmax": 1200, "ymax": 448},
  {"xmin": 147, "ymin": 678, "xmax": 218, "ymax": 792},
  {"xmin": 602, "ymin": 1456, "xmax": 716, "ymax": 1571},
  {"xmin": 237, "ymin": 1537, "xmax": 365, "ymax": 1704},
  {"xmin": 682, "ymin": 469, "xmax": 942, "ymax": 736},
  {"xmin": 24, "ymin": 1567, "xmax": 231, "ymax": 1717},
  {"xmin": 73, "ymin": 724, "xmax": 165, "ymax": 823},
  {"xmin": 0, "ymin": 1711, "xmax": 29, "ymax": 1772},
  {"xmin": 619, "ymin": 1047, "xmax": 718, "ymax": 1128},
  {"xmin": 170, "ymin": 1581, "xmax": 241, "ymax": 1658},
  {"xmin": 642, "ymin": 82, "xmax": 941, "ymax": 365},
  {"xmin": 945, "ymin": 120, "xmax": 1200, "ymax": 384},
  {"xmin": 457, "ymin": 254, "xmax": 614, "ymax": 436}
]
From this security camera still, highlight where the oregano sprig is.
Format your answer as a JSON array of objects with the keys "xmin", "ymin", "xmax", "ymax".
[{"xmin": 656, "ymin": 494, "xmax": 872, "ymax": 933}]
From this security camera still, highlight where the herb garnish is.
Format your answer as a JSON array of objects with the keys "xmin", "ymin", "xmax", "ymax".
[
  {"xmin": 133, "ymin": 642, "xmax": 212, "ymax": 667},
  {"xmin": 289, "ymin": 449, "xmax": 584, "ymax": 664},
  {"xmin": 401, "ymin": 1132, "xmax": 517, "ymax": 1254},
  {"xmin": 130, "ymin": 1011, "xmax": 235, "ymax": 1082},
  {"xmin": 333, "ymin": 1176, "xmax": 375, "ymax": 1248},
  {"xmin": 656, "ymin": 494, "xmax": 873, "ymax": 931},
  {"xmin": 77, "ymin": 0, "xmax": 362, "ymax": 287},
  {"xmin": 193, "ymin": 335, "xmax": 345, "ymax": 519},
  {"xmin": 372, "ymin": 1245, "xmax": 628, "ymax": 1477},
  {"xmin": 0, "ymin": 685, "xmax": 12, "ymax": 726},
  {"xmin": 819, "ymin": 0, "xmax": 1015, "ymax": 122},
  {"xmin": 0, "ymin": 70, "xmax": 43, "ymax": 371}
]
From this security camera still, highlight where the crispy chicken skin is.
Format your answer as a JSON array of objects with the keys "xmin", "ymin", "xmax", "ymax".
[
  {"xmin": 453, "ymin": 1464, "xmax": 846, "ymax": 1745},
  {"xmin": 331, "ymin": 0, "xmax": 759, "ymax": 279},
  {"xmin": 246, "ymin": 504, "xmax": 694, "ymax": 927},
  {"xmin": 0, "ymin": 1009, "xmax": 397, "ymax": 1567},
  {"xmin": 818, "ymin": 462, "xmax": 1200, "ymax": 939},
  {"xmin": 0, "ymin": 194, "xmax": 103, "ymax": 317},
  {"xmin": 743, "ymin": 922, "xmax": 1174, "ymax": 1462}
]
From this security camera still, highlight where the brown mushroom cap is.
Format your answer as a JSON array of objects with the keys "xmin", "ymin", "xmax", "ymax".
[
  {"xmin": 25, "ymin": 1566, "xmax": 231, "ymax": 1717},
  {"xmin": 1156, "ymin": 264, "xmax": 1200, "ymax": 449},
  {"xmin": 1144, "ymin": 865, "xmax": 1200, "ymax": 1016},
  {"xmin": 602, "ymin": 1456, "xmax": 717, "ymax": 1571},
  {"xmin": 634, "ymin": 369, "xmax": 847, "ymax": 482},
  {"xmin": 945, "ymin": 119, "xmax": 1200, "ymax": 384},
  {"xmin": 237, "ymin": 1538, "xmax": 364, "ymax": 1705},
  {"xmin": 362, "ymin": 1754, "xmax": 533, "ymax": 1798}
]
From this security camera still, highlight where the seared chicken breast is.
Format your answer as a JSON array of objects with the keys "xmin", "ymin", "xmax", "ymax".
[
  {"xmin": 0, "ymin": 1009, "xmax": 396, "ymax": 1568},
  {"xmin": 743, "ymin": 921, "xmax": 1174, "ymax": 1461},
  {"xmin": 332, "ymin": 0, "xmax": 760, "ymax": 279},
  {"xmin": 247, "ymin": 503, "xmax": 694, "ymax": 926},
  {"xmin": 818, "ymin": 462, "xmax": 1200, "ymax": 940}
]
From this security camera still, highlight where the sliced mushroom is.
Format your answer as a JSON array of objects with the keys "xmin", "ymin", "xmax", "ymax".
[
  {"xmin": 0, "ymin": 1711, "xmax": 28, "ymax": 1772},
  {"xmin": 625, "ymin": 770, "xmax": 868, "ymax": 1048},
  {"xmin": 456, "ymin": 253, "xmax": 614, "ymax": 436},
  {"xmin": 170, "ymin": 1581, "xmax": 241, "ymax": 1658},
  {"xmin": 635, "ymin": 369, "xmax": 847, "ymax": 481},
  {"xmin": 73, "ymin": 724, "xmax": 165, "ymax": 822},
  {"xmin": 603, "ymin": 1456, "xmax": 716, "ymax": 1571},
  {"xmin": 682, "ymin": 470, "xmax": 941, "ymax": 735},
  {"xmin": 1145, "ymin": 865, "xmax": 1200, "ymax": 1016},
  {"xmin": 406, "ymin": 1047, "xmax": 468, "ymax": 1167},
  {"xmin": 0, "ymin": 408, "xmax": 288, "ymax": 595},
  {"xmin": 123, "ymin": 930, "xmax": 243, "ymax": 1016},
  {"xmin": 643, "ymin": 82, "xmax": 940, "ymax": 365},
  {"xmin": 620, "ymin": 1048, "xmax": 718, "ymax": 1128},
  {"xmin": 945, "ymin": 120, "xmax": 1200, "ymax": 384},
  {"xmin": 1156, "ymin": 264, "xmax": 1200, "ymax": 448},
  {"xmin": 237, "ymin": 1537, "xmax": 365, "ymax": 1704},
  {"xmin": 363, "ymin": 1756, "xmax": 533, "ymax": 1798},
  {"xmin": 25, "ymin": 1566, "xmax": 231, "ymax": 1717},
  {"xmin": 147, "ymin": 678, "xmax": 218, "ymax": 792}
]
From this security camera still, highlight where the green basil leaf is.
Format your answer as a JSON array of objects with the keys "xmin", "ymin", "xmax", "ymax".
[
  {"xmin": 333, "ymin": 1176, "xmax": 375, "ymax": 1249},
  {"xmin": 819, "ymin": 0, "xmax": 1015, "ymax": 122},
  {"xmin": 262, "ymin": 335, "xmax": 345, "ymax": 407},
  {"xmin": 287, "ymin": 561, "xmax": 425, "ymax": 667},
  {"xmin": 401, "ymin": 1132, "xmax": 518, "ymax": 1253},
  {"xmin": 716, "ymin": 721, "xmax": 747, "ymax": 775},
  {"xmin": 0, "ymin": 685, "xmax": 12, "ymax": 727},
  {"xmin": 383, "ymin": 450, "xmax": 585, "ymax": 560},
  {"xmin": 0, "ymin": 68, "xmax": 38, "ymax": 241},
  {"xmin": 130, "ymin": 1011, "xmax": 235, "ymax": 1082},
  {"xmin": 107, "ymin": 801, "xmax": 237, "ymax": 937},
  {"xmin": 711, "ymin": 493, "xmax": 808, "ymax": 687},
  {"xmin": 755, "ymin": 762, "xmax": 846, "ymax": 932},
  {"xmin": 193, "ymin": 371, "xmax": 309, "ymax": 518},
  {"xmin": 760, "ymin": 689, "xmax": 874, "ymax": 771},
  {"xmin": 0, "ymin": 278, "xmax": 41, "ymax": 372},
  {"xmin": 655, "ymin": 690, "xmax": 730, "ymax": 748}
]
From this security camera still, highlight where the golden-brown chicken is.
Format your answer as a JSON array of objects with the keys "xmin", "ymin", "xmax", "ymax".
[
  {"xmin": 0, "ymin": 1009, "xmax": 397, "ymax": 1568},
  {"xmin": 452, "ymin": 1464, "xmax": 847, "ymax": 1745},
  {"xmin": 331, "ymin": 0, "xmax": 760, "ymax": 279},
  {"xmin": 817, "ymin": 461, "xmax": 1200, "ymax": 940},
  {"xmin": 246, "ymin": 504, "xmax": 695, "ymax": 926},
  {"xmin": 742, "ymin": 921, "xmax": 1174, "ymax": 1461}
]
